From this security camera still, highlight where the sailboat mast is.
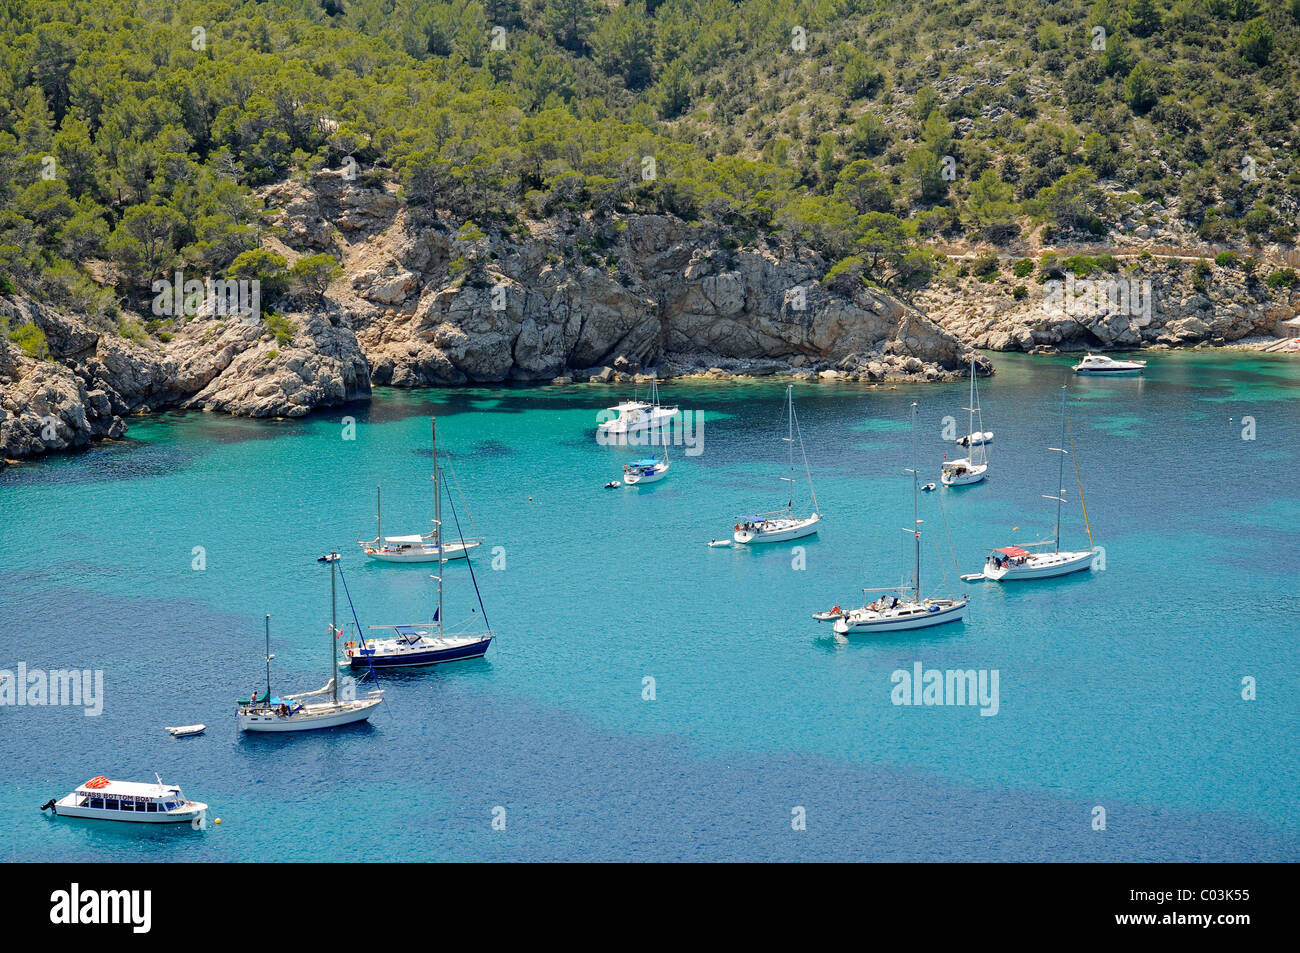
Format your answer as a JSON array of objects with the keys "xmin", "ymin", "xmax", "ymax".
[
  {"xmin": 329, "ymin": 555, "xmax": 339, "ymax": 703},
  {"xmin": 433, "ymin": 418, "xmax": 443, "ymax": 635},
  {"xmin": 912, "ymin": 402, "xmax": 921, "ymax": 602},
  {"xmin": 1055, "ymin": 386, "xmax": 1067, "ymax": 553},
  {"xmin": 787, "ymin": 385, "xmax": 794, "ymax": 512},
  {"xmin": 264, "ymin": 614, "xmax": 271, "ymax": 702},
  {"xmin": 376, "ymin": 485, "xmax": 382, "ymax": 544}
]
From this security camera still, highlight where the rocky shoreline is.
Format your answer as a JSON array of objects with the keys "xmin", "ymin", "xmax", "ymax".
[{"xmin": 4, "ymin": 170, "xmax": 1297, "ymax": 466}]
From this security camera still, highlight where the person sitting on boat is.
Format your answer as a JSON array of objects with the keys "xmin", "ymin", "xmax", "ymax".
[{"xmin": 890, "ymin": 596, "xmax": 899, "ymax": 609}]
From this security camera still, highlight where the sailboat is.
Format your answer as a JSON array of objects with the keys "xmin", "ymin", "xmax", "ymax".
[
  {"xmin": 237, "ymin": 556, "xmax": 383, "ymax": 732},
  {"xmin": 972, "ymin": 387, "xmax": 1095, "ymax": 581},
  {"xmin": 359, "ymin": 419, "xmax": 483, "ymax": 562},
  {"xmin": 733, "ymin": 385, "xmax": 821, "ymax": 544},
  {"xmin": 834, "ymin": 404, "xmax": 968, "ymax": 634},
  {"xmin": 597, "ymin": 377, "xmax": 678, "ymax": 440},
  {"xmin": 941, "ymin": 354, "xmax": 989, "ymax": 486},
  {"xmin": 622, "ymin": 430, "xmax": 670, "ymax": 485},
  {"xmin": 345, "ymin": 429, "xmax": 495, "ymax": 669}
]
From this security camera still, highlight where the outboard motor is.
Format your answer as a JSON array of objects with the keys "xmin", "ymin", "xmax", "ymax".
[{"xmin": 39, "ymin": 799, "xmax": 55, "ymax": 812}]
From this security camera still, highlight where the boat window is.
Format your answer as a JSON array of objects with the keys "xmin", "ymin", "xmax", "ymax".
[
  {"xmin": 105, "ymin": 799, "xmax": 119, "ymax": 810},
  {"xmin": 89, "ymin": 798, "xmax": 102, "ymax": 809},
  {"xmin": 121, "ymin": 801, "xmax": 135, "ymax": 811},
  {"xmin": 146, "ymin": 802, "xmax": 158, "ymax": 812}
]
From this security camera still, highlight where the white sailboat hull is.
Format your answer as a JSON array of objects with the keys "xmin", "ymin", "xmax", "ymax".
[
  {"xmin": 238, "ymin": 697, "xmax": 381, "ymax": 732},
  {"xmin": 52, "ymin": 796, "xmax": 208, "ymax": 824},
  {"xmin": 363, "ymin": 539, "xmax": 481, "ymax": 563},
  {"xmin": 734, "ymin": 513, "xmax": 821, "ymax": 544},
  {"xmin": 941, "ymin": 462, "xmax": 987, "ymax": 486},
  {"xmin": 624, "ymin": 461, "xmax": 670, "ymax": 484},
  {"xmin": 833, "ymin": 599, "xmax": 967, "ymax": 633},
  {"xmin": 981, "ymin": 550, "xmax": 1094, "ymax": 580}
]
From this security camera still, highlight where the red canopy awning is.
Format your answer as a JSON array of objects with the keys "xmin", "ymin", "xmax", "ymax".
[{"xmin": 994, "ymin": 546, "xmax": 1031, "ymax": 558}]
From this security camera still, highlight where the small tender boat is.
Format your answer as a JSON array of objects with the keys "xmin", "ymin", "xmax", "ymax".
[
  {"xmin": 956, "ymin": 431, "xmax": 994, "ymax": 447},
  {"xmin": 811, "ymin": 605, "xmax": 844, "ymax": 622},
  {"xmin": 1072, "ymin": 353, "xmax": 1146, "ymax": 375},
  {"xmin": 597, "ymin": 378, "xmax": 678, "ymax": 439},
  {"xmin": 921, "ymin": 482, "xmax": 936, "ymax": 492},
  {"xmin": 708, "ymin": 539, "xmax": 732, "ymax": 548},
  {"xmin": 41, "ymin": 776, "xmax": 207, "ymax": 825},
  {"xmin": 164, "ymin": 724, "xmax": 205, "ymax": 738},
  {"xmin": 604, "ymin": 481, "xmax": 621, "ymax": 489},
  {"xmin": 623, "ymin": 457, "xmax": 669, "ymax": 485}
]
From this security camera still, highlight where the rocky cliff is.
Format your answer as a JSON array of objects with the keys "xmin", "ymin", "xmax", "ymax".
[
  {"xmin": 916, "ymin": 254, "xmax": 1298, "ymax": 352},
  {"xmin": 1, "ymin": 170, "xmax": 975, "ymax": 462}
]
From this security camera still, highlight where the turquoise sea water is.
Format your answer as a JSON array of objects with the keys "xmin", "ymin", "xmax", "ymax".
[{"xmin": 2, "ymin": 350, "xmax": 1297, "ymax": 861}]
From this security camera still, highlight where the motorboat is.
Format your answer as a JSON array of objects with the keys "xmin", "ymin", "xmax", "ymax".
[
  {"xmin": 597, "ymin": 378, "xmax": 678, "ymax": 439},
  {"xmin": 41, "ymin": 776, "xmax": 207, "ymax": 825},
  {"xmin": 1072, "ymin": 353, "xmax": 1146, "ymax": 375}
]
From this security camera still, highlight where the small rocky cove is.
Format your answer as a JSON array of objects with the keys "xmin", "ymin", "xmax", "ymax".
[{"xmin": 2, "ymin": 171, "xmax": 1296, "ymax": 463}]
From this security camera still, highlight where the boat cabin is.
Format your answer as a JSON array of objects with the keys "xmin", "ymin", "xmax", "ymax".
[{"xmin": 70, "ymin": 778, "xmax": 187, "ymax": 814}]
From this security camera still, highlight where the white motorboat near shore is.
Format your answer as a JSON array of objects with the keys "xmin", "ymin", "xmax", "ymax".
[
  {"xmin": 1073, "ymin": 353, "xmax": 1146, "ymax": 375},
  {"xmin": 732, "ymin": 385, "xmax": 822, "ymax": 544},
  {"xmin": 41, "ymin": 776, "xmax": 207, "ymax": 825},
  {"xmin": 956, "ymin": 431, "xmax": 993, "ymax": 447},
  {"xmin": 597, "ymin": 378, "xmax": 678, "ymax": 439}
]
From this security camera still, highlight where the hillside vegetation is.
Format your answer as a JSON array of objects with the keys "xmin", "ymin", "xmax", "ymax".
[{"xmin": 2, "ymin": 0, "xmax": 1298, "ymax": 347}]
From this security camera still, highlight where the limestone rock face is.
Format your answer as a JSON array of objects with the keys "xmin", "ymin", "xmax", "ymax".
[
  {"xmin": 919, "ymin": 258, "xmax": 1294, "ymax": 351},
  {"xmin": 3, "ymin": 171, "xmax": 978, "ymax": 461}
]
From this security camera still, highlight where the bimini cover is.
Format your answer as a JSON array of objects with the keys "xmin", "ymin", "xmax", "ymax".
[
  {"xmin": 994, "ymin": 546, "xmax": 1031, "ymax": 559},
  {"xmin": 393, "ymin": 625, "xmax": 422, "ymax": 644},
  {"xmin": 384, "ymin": 535, "xmax": 425, "ymax": 545},
  {"xmin": 627, "ymin": 459, "xmax": 660, "ymax": 467}
]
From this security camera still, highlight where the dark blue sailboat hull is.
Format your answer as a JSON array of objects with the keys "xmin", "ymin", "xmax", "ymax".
[{"xmin": 348, "ymin": 637, "xmax": 492, "ymax": 669}]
